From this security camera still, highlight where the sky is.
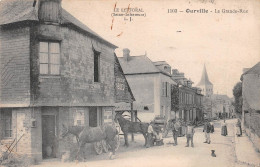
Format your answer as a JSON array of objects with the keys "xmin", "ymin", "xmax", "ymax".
[{"xmin": 62, "ymin": 0, "xmax": 260, "ymax": 97}]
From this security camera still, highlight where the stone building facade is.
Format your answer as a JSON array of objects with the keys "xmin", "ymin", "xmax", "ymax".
[
  {"xmin": 241, "ymin": 62, "xmax": 260, "ymax": 152},
  {"xmin": 0, "ymin": 0, "xmax": 133, "ymax": 163},
  {"xmin": 117, "ymin": 50, "xmax": 177, "ymax": 122},
  {"xmin": 171, "ymin": 70, "xmax": 203, "ymax": 122}
]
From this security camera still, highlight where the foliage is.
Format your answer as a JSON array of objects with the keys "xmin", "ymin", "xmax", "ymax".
[
  {"xmin": 171, "ymin": 85, "xmax": 179, "ymax": 111},
  {"xmin": 232, "ymin": 82, "xmax": 243, "ymax": 113}
]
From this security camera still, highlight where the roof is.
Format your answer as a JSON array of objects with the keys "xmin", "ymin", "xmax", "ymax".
[
  {"xmin": 242, "ymin": 62, "xmax": 260, "ymax": 110},
  {"xmin": 153, "ymin": 61, "xmax": 170, "ymax": 66},
  {"xmin": 0, "ymin": 0, "xmax": 116, "ymax": 48},
  {"xmin": 118, "ymin": 55, "xmax": 161, "ymax": 75},
  {"xmin": 241, "ymin": 62, "xmax": 260, "ymax": 77},
  {"xmin": 211, "ymin": 94, "xmax": 231, "ymax": 101},
  {"xmin": 197, "ymin": 64, "xmax": 213, "ymax": 86},
  {"xmin": 0, "ymin": 0, "xmax": 38, "ymax": 25}
]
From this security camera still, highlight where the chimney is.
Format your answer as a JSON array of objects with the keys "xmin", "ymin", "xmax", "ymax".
[
  {"xmin": 38, "ymin": 0, "xmax": 62, "ymax": 23},
  {"xmin": 123, "ymin": 48, "xmax": 130, "ymax": 61}
]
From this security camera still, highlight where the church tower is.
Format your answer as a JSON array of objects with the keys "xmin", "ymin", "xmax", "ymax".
[{"xmin": 197, "ymin": 64, "xmax": 213, "ymax": 97}]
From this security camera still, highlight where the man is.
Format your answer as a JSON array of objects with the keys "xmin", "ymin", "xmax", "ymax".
[
  {"xmin": 172, "ymin": 119, "xmax": 181, "ymax": 146},
  {"xmin": 146, "ymin": 121, "xmax": 155, "ymax": 148},
  {"xmin": 203, "ymin": 119, "xmax": 211, "ymax": 144},
  {"xmin": 185, "ymin": 121, "xmax": 195, "ymax": 147}
]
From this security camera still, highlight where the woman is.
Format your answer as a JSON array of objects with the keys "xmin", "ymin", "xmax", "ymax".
[
  {"xmin": 236, "ymin": 119, "xmax": 242, "ymax": 137},
  {"xmin": 221, "ymin": 121, "xmax": 228, "ymax": 136}
]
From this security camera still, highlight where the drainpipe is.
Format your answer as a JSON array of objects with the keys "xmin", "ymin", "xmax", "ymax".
[{"xmin": 131, "ymin": 102, "xmax": 134, "ymax": 141}]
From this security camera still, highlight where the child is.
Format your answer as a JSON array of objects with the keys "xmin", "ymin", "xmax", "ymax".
[{"xmin": 185, "ymin": 122, "xmax": 195, "ymax": 147}]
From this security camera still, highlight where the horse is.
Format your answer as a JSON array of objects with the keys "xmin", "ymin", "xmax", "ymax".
[
  {"xmin": 61, "ymin": 124, "xmax": 118, "ymax": 160},
  {"xmin": 114, "ymin": 112, "xmax": 149, "ymax": 147}
]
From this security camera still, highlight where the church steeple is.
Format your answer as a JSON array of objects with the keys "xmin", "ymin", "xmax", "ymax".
[
  {"xmin": 197, "ymin": 64, "xmax": 213, "ymax": 97},
  {"xmin": 197, "ymin": 64, "xmax": 213, "ymax": 86}
]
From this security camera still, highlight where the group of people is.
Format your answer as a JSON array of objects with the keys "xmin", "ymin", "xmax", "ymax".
[
  {"xmin": 146, "ymin": 119, "xmax": 196, "ymax": 148},
  {"xmin": 146, "ymin": 118, "xmax": 243, "ymax": 148}
]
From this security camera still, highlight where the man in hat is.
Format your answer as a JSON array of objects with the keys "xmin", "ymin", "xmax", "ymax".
[
  {"xmin": 203, "ymin": 119, "xmax": 211, "ymax": 144},
  {"xmin": 185, "ymin": 121, "xmax": 195, "ymax": 147},
  {"xmin": 172, "ymin": 119, "xmax": 181, "ymax": 146}
]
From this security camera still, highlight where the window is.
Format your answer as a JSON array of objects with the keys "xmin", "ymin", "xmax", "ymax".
[
  {"xmin": 39, "ymin": 42, "xmax": 60, "ymax": 75},
  {"xmin": 1, "ymin": 109, "xmax": 12, "ymax": 138},
  {"xmin": 162, "ymin": 82, "xmax": 166, "ymax": 96},
  {"xmin": 94, "ymin": 50, "xmax": 100, "ymax": 82}
]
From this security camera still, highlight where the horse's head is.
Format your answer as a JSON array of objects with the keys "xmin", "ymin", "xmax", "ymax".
[
  {"xmin": 114, "ymin": 111, "xmax": 124, "ymax": 123},
  {"xmin": 60, "ymin": 124, "xmax": 69, "ymax": 139}
]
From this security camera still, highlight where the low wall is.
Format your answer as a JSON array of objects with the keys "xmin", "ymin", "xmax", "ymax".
[{"xmin": 244, "ymin": 113, "xmax": 260, "ymax": 152}]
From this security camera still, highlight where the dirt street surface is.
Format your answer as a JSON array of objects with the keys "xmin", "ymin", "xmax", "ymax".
[{"xmin": 32, "ymin": 119, "xmax": 252, "ymax": 167}]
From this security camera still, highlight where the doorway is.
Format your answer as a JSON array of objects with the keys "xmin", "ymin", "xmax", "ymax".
[
  {"xmin": 89, "ymin": 107, "xmax": 97, "ymax": 127},
  {"xmin": 42, "ymin": 115, "xmax": 57, "ymax": 159}
]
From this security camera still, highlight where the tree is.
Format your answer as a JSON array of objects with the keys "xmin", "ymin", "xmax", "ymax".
[{"xmin": 232, "ymin": 82, "xmax": 242, "ymax": 114}]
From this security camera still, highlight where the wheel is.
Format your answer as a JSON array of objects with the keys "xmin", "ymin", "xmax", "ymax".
[
  {"xmin": 115, "ymin": 134, "xmax": 120, "ymax": 151},
  {"xmin": 102, "ymin": 140, "xmax": 109, "ymax": 153},
  {"xmin": 94, "ymin": 141, "xmax": 103, "ymax": 155}
]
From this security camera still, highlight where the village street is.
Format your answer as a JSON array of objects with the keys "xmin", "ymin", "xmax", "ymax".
[{"xmin": 32, "ymin": 119, "xmax": 253, "ymax": 167}]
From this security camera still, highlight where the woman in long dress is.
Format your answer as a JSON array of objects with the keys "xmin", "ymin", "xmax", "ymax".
[
  {"xmin": 236, "ymin": 119, "xmax": 242, "ymax": 137},
  {"xmin": 221, "ymin": 121, "xmax": 228, "ymax": 136}
]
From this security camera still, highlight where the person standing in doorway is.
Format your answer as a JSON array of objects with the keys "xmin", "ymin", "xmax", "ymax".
[{"xmin": 203, "ymin": 119, "xmax": 211, "ymax": 144}]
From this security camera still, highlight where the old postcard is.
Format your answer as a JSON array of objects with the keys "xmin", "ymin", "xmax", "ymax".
[{"xmin": 0, "ymin": 0, "xmax": 259, "ymax": 167}]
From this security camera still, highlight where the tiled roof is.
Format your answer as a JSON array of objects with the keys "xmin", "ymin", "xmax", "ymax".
[
  {"xmin": 118, "ymin": 55, "xmax": 161, "ymax": 74},
  {"xmin": 0, "ymin": 0, "xmax": 116, "ymax": 48}
]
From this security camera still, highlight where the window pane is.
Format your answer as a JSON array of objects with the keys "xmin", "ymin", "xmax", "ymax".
[
  {"xmin": 39, "ymin": 53, "xmax": 48, "ymax": 63},
  {"xmin": 39, "ymin": 42, "xmax": 48, "ymax": 53},
  {"xmin": 50, "ymin": 43, "xmax": 60, "ymax": 53},
  {"xmin": 40, "ymin": 64, "xmax": 48, "ymax": 74},
  {"xmin": 50, "ymin": 64, "xmax": 60, "ymax": 74},
  {"xmin": 50, "ymin": 54, "xmax": 60, "ymax": 64}
]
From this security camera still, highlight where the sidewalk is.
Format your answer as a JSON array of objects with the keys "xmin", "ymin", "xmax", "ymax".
[{"xmin": 234, "ymin": 125, "xmax": 260, "ymax": 167}]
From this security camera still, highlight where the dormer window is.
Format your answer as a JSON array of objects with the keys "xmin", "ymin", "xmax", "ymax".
[{"xmin": 39, "ymin": 42, "xmax": 60, "ymax": 75}]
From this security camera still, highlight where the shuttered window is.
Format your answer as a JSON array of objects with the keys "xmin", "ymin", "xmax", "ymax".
[
  {"xmin": 1, "ymin": 109, "xmax": 12, "ymax": 138},
  {"xmin": 39, "ymin": 42, "xmax": 60, "ymax": 75}
]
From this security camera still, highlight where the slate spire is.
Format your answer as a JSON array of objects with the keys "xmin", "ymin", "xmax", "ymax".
[{"xmin": 197, "ymin": 64, "xmax": 213, "ymax": 86}]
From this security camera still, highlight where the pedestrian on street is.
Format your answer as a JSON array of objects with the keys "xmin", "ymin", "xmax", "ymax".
[
  {"xmin": 221, "ymin": 121, "xmax": 228, "ymax": 136},
  {"xmin": 203, "ymin": 119, "xmax": 211, "ymax": 144},
  {"xmin": 210, "ymin": 122, "xmax": 214, "ymax": 133},
  {"xmin": 172, "ymin": 119, "xmax": 181, "ymax": 146},
  {"xmin": 185, "ymin": 121, "xmax": 195, "ymax": 147},
  {"xmin": 236, "ymin": 119, "xmax": 242, "ymax": 137},
  {"xmin": 146, "ymin": 121, "xmax": 155, "ymax": 148}
]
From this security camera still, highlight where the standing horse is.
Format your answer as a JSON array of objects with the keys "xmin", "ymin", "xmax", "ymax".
[
  {"xmin": 114, "ymin": 112, "xmax": 149, "ymax": 147},
  {"xmin": 61, "ymin": 124, "xmax": 118, "ymax": 160}
]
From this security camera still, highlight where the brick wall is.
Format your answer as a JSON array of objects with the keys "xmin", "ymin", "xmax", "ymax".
[
  {"xmin": 0, "ymin": 26, "xmax": 31, "ymax": 106},
  {"xmin": 30, "ymin": 24, "xmax": 116, "ymax": 106}
]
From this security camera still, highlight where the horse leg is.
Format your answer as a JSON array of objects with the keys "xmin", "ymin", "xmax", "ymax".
[
  {"xmin": 76, "ymin": 142, "xmax": 85, "ymax": 161},
  {"xmin": 143, "ymin": 133, "xmax": 147, "ymax": 147},
  {"xmin": 124, "ymin": 133, "xmax": 129, "ymax": 147}
]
